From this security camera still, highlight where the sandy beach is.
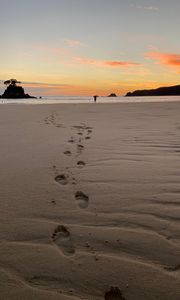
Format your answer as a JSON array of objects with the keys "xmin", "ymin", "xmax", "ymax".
[{"xmin": 0, "ymin": 101, "xmax": 180, "ymax": 300}]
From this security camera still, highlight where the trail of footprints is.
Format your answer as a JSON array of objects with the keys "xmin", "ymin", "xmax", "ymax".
[
  {"xmin": 44, "ymin": 112, "xmax": 63, "ymax": 128},
  {"xmin": 53, "ymin": 123, "xmax": 92, "ymax": 210},
  {"xmin": 51, "ymin": 123, "xmax": 93, "ymax": 256},
  {"xmin": 48, "ymin": 120, "xmax": 127, "ymax": 299}
]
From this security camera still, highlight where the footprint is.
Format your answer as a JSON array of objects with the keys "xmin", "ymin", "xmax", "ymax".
[
  {"xmin": 164, "ymin": 265, "xmax": 180, "ymax": 272},
  {"xmin": 105, "ymin": 287, "xmax": 126, "ymax": 300},
  {"xmin": 45, "ymin": 121, "xmax": 50, "ymax": 125},
  {"xmin": 87, "ymin": 129, "xmax": 92, "ymax": 134},
  {"xmin": 55, "ymin": 174, "xmax": 68, "ymax": 185},
  {"xmin": 75, "ymin": 191, "xmax": 89, "ymax": 208},
  {"xmin": 51, "ymin": 225, "xmax": 75, "ymax": 256},
  {"xmin": 77, "ymin": 144, "xmax": 84, "ymax": 150},
  {"xmin": 77, "ymin": 160, "xmax": 86, "ymax": 167},
  {"xmin": 85, "ymin": 136, "xmax": 91, "ymax": 140},
  {"xmin": 68, "ymin": 137, "xmax": 75, "ymax": 143},
  {"xmin": 85, "ymin": 126, "xmax": 93, "ymax": 130},
  {"xmin": 73, "ymin": 125, "xmax": 84, "ymax": 130},
  {"xmin": 64, "ymin": 150, "xmax": 72, "ymax": 156},
  {"xmin": 51, "ymin": 199, "xmax": 56, "ymax": 205}
]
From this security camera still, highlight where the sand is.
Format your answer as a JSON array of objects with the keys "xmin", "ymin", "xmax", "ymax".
[{"xmin": 0, "ymin": 101, "xmax": 180, "ymax": 300}]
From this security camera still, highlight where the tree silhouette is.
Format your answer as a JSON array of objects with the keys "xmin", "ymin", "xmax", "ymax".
[{"xmin": 4, "ymin": 79, "xmax": 21, "ymax": 86}]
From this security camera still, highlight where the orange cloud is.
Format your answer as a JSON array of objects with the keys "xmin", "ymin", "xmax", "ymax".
[
  {"xmin": 146, "ymin": 52, "xmax": 180, "ymax": 69},
  {"xmin": 74, "ymin": 57, "xmax": 141, "ymax": 68},
  {"xmin": 22, "ymin": 82, "xmax": 72, "ymax": 88},
  {"xmin": 19, "ymin": 82, "xmax": 75, "ymax": 96}
]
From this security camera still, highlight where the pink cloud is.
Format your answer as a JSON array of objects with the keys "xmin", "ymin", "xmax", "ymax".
[
  {"xmin": 146, "ymin": 51, "xmax": 180, "ymax": 69},
  {"xmin": 74, "ymin": 57, "xmax": 141, "ymax": 68},
  {"xmin": 131, "ymin": 4, "xmax": 159, "ymax": 11},
  {"xmin": 148, "ymin": 45, "xmax": 159, "ymax": 51},
  {"xmin": 65, "ymin": 39, "xmax": 87, "ymax": 48},
  {"xmin": 140, "ymin": 6, "xmax": 159, "ymax": 11},
  {"xmin": 31, "ymin": 43, "xmax": 71, "ymax": 56},
  {"xmin": 105, "ymin": 61, "xmax": 140, "ymax": 67}
]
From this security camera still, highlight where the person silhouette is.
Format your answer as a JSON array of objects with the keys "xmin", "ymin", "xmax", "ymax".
[{"xmin": 93, "ymin": 95, "xmax": 98, "ymax": 102}]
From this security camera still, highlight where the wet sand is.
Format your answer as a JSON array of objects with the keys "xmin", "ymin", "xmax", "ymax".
[{"xmin": 0, "ymin": 101, "xmax": 180, "ymax": 299}]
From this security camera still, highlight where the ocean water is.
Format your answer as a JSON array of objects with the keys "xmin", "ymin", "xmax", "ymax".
[{"xmin": 0, "ymin": 95, "xmax": 180, "ymax": 104}]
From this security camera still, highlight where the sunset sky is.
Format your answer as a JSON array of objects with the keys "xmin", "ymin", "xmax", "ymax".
[{"xmin": 0, "ymin": 0, "xmax": 180, "ymax": 96}]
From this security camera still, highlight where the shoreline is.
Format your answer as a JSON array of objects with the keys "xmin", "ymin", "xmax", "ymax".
[{"xmin": 0, "ymin": 95, "xmax": 180, "ymax": 105}]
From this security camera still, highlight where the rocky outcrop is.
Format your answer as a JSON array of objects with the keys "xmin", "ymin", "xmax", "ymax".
[
  {"xmin": 0, "ymin": 84, "xmax": 36, "ymax": 99},
  {"xmin": 126, "ymin": 85, "xmax": 180, "ymax": 97},
  {"xmin": 108, "ymin": 93, "xmax": 117, "ymax": 97}
]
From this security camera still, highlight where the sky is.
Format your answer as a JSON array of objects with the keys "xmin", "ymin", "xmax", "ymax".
[{"xmin": 0, "ymin": 0, "xmax": 180, "ymax": 96}]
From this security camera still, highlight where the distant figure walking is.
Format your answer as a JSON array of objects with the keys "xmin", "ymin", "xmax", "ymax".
[{"xmin": 93, "ymin": 95, "xmax": 98, "ymax": 102}]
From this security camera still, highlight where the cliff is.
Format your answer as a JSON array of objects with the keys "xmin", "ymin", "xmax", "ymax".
[{"xmin": 125, "ymin": 85, "xmax": 180, "ymax": 97}]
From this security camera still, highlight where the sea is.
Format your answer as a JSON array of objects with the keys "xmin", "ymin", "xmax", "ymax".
[{"xmin": 0, "ymin": 95, "xmax": 180, "ymax": 105}]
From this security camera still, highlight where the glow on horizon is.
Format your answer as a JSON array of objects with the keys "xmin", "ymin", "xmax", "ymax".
[{"xmin": 0, "ymin": 0, "xmax": 180, "ymax": 96}]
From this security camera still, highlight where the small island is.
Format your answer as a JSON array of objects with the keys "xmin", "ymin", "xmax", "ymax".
[
  {"xmin": 108, "ymin": 93, "xmax": 117, "ymax": 97},
  {"xmin": 0, "ymin": 79, "xmax": 36, "ymax": 99},
  {"xmin": 125, "ymin": 84, "xmax": 180, "ymax": 97}
]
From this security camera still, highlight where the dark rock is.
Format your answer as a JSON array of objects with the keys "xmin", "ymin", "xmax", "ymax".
[
  {"xmin": 125, "ymin": 85, "xmax": 180, "ymax": 97},
  {"xmin": 0, "ymin": 83, "xmax": 36, "ymax": 99},
  {"xmin": 108, "ymin": 93, "xmax": 117, "ymax": 97}
]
